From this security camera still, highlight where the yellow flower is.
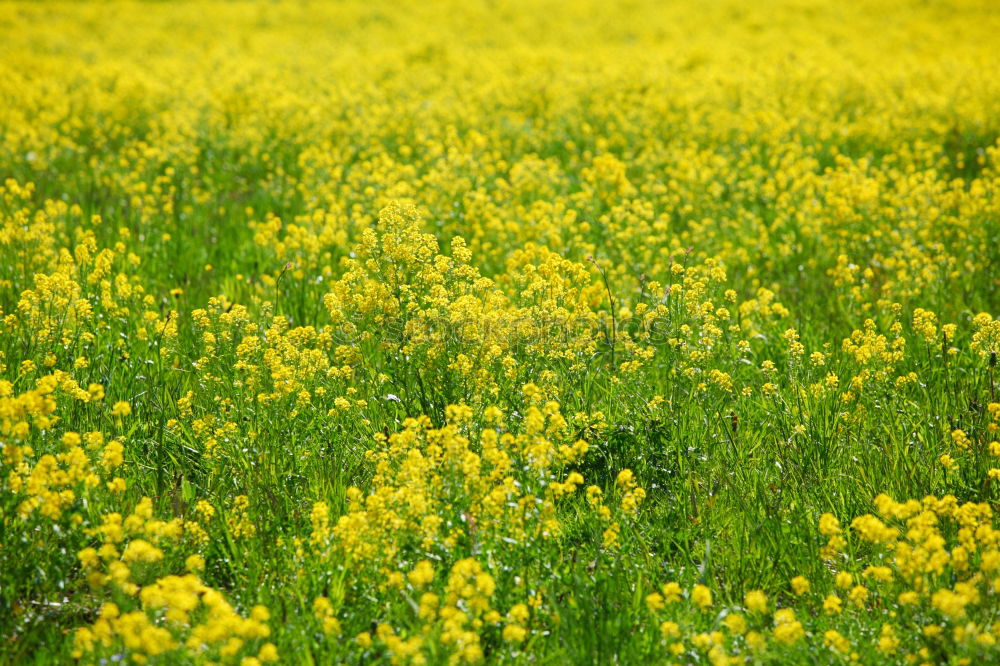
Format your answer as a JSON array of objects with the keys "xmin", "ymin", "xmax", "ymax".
[
  {"xmin": 931, "ymin": 589, "xmax": 967, "ymax": 619},
  {"xmin": 773, "ymin": 619, "xmax": 804, "ymax": 644},
  {"xmin": 723, "ymin": 613, "xmax": 746, "ymax": 635},
  {"xmin": 819, "ymin": 513, "xmax": 842, "ymax": 536},
  {"xmin": 660, "ymin": 621, "xmax": 680, "ymax": 638},
  {"xmin": 78, "ymin": 548, "xmax": 99, "ymax": 568},
  {"xmin": 744, "ymin": 589, "xmax": 768, "ymax": 613},
  {"xmin": 257, "ymin": 643, "xmax": 279, "ymax": 662},
  {"xmin": 877, "ymin": 624, "xmax": 899, "ymax": 654},
  {"xmin": 122, "ymin": 539, "xmax": 164, "ymax": 564},
  {"xmin": 692, "ymin": 584, "xmax": 712, "ymax": 608},
  {"xmin": 408, "ymin": 560, "xmax": 435, "ymax": 588},
  {"xmin": 185, "ymin": 554, "xmax": 205, "ymax": 572},
  {"xmin": 502, "ymin": 625, "xmax": 527, "ymax": 643},
  {"xmin": 661, "ymin": 581, "xmax": 682, "ymax": 603},
  {"xmin": 615, "ymin": 469, "xmax": 635, "ymax": 488},
  {"xmin": 745, "ymin": 631, "xmax": 766, "ymax": 651}
]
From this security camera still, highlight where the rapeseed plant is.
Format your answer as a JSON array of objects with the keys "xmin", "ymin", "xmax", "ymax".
[{"xmin": 2, "ymin": 0, "xmax": 1000, "ymax": 663}]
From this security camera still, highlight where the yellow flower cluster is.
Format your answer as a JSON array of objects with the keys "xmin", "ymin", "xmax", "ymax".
[
  {"xmin": 73, "ymin": 498, "xmax": 275, "ymax": 664},
  {"xmin": 2, "ymin": 0, "xmax": 1000, "ymax": 662},
  {"xmin": 73, "ymin": 580, "xmax": 276, "ymax": 665},
  {"xmin": 638, "ymin": 493, "xmax": 1000, "ymax": 662}
]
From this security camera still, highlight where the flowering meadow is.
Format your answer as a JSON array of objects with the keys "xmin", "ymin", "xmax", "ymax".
[{"xmin": 2, "ymin": 0, "xmax": 1000, "ymax": 663}]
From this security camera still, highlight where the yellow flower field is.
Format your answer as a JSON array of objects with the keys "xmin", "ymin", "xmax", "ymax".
[{"xmin": 2, "ymin": 0, "xmax": 1000, "ymax": 663}]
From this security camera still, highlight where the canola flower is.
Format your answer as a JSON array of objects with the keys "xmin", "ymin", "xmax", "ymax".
[{"xmin": 2, "ymin": 0, "xmax": 1000, "ymax": 663}]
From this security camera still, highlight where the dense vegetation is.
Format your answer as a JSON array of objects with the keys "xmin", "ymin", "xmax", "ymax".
[{"xmin": 2, "ymin": 0, "xmax": 1000, "ymax": 663}]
